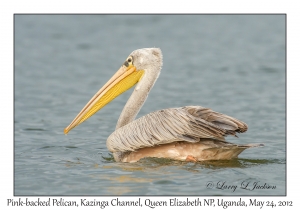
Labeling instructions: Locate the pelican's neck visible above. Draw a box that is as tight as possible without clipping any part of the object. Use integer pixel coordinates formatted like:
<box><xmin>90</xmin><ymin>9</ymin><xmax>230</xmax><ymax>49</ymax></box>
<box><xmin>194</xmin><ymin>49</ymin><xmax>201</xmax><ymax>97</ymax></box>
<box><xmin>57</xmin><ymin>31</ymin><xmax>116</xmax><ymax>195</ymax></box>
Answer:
<box><xmin>116</xmin><ymin>68</ymin><xmax>161</xmax><ymax>129</ymax></box>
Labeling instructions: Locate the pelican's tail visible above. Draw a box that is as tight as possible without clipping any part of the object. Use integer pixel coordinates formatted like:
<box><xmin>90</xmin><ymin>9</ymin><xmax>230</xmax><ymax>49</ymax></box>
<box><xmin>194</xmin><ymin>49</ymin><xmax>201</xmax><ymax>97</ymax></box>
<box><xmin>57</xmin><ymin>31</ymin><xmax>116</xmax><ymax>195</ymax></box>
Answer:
<box><xmin>198</xmin><ymin>139</ymin><xmax>264</xmax><ymax>161</ymax></box>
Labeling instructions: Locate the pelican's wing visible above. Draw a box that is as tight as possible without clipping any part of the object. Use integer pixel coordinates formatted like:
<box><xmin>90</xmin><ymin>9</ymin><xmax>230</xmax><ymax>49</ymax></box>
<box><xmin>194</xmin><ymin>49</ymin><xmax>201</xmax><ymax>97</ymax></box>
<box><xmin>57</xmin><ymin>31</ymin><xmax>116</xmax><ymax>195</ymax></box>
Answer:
<box><xmin>106</xmin><ymin>106</ymin><xmax>248</xmax><ymax>152</ymax></box>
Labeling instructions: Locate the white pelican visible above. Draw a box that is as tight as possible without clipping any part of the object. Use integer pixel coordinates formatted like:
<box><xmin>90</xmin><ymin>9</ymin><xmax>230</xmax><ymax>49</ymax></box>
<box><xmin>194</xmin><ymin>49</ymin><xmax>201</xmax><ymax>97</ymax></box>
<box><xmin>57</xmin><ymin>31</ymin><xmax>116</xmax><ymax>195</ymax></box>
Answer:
<box><xmin>64</xmin><ymin>48</ymin><xmax>263</xmax><ymax>163</ymax></box>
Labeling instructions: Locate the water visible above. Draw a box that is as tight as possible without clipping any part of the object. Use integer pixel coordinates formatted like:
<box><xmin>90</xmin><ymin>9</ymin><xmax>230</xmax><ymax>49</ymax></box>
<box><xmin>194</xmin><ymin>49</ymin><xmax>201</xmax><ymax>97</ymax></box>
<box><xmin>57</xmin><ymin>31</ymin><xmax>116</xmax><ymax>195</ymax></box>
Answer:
<box><xmin>15</xmin><ymin>15</ymin><xmax>285</xmax><ymax>195</ymax></box>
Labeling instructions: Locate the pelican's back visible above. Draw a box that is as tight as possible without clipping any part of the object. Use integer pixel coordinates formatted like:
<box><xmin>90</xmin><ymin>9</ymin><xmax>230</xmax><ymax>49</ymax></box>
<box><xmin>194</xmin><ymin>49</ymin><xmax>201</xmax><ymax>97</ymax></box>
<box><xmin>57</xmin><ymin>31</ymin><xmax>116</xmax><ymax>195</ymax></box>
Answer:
<box><xmin>107</xmin><ymin>106</ymin><xmax>248</xmax><ymax>154</ymax></box>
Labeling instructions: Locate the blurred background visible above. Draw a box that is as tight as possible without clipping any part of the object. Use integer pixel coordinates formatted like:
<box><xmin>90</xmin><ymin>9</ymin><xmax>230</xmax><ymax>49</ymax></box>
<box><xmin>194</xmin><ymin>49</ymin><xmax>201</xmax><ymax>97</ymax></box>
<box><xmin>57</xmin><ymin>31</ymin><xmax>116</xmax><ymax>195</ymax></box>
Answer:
<box><xmin>15</xmin><ymin>15</ymin><xmax>285</xmax><ymax>195</ymax></box>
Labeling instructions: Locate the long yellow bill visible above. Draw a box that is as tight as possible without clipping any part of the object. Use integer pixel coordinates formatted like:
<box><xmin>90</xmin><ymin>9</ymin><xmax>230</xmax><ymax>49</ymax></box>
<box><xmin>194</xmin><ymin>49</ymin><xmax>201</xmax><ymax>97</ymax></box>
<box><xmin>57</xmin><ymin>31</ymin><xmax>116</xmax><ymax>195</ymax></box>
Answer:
<box><xmin>64</xmin><ymin>64</ymin><xmax>144</xmax><ymax>134</ymax></box>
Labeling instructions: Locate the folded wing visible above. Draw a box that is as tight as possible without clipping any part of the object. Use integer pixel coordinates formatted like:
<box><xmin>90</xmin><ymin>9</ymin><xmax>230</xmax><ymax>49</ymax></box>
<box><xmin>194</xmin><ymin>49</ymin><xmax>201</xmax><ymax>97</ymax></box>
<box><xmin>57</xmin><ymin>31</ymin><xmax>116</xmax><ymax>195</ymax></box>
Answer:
<box><xmin>107</xmin><ymin>106</ymin><xmax>248</xmax><ymax>152</ymax></box>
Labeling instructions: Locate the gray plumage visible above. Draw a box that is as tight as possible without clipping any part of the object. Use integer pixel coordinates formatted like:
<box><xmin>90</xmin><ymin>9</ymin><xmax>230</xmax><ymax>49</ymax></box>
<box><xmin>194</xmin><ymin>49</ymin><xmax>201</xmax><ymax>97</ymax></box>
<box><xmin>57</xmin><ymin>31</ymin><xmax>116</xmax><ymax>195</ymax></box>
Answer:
<box><xmin>107</xmin><ymin>106</ymin><xmax>248</xmax><ymax>153</ymax></box>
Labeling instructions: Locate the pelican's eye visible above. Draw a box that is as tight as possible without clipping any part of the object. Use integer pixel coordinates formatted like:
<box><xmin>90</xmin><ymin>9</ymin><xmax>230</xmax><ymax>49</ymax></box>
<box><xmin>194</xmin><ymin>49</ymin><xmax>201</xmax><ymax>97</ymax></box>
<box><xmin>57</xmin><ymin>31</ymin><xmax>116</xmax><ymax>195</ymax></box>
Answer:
<box><xmin>127</xmin><ymin>56</ymin><xmax>133</xmax><ymax>64</ymax></box>
<box><xmin>123</xmin><ymin>56</ymin><xmax>133</xmax><ymax>67</ymax></box>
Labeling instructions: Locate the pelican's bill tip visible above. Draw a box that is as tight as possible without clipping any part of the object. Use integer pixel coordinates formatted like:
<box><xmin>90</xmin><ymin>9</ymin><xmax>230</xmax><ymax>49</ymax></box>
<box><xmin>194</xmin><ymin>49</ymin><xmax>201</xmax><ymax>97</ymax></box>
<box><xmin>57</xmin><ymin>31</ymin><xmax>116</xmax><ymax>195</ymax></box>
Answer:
<box><xmin>64</xmin><ymin>127</ymin><xmax>69</xmax><ymax>135</ymax></box>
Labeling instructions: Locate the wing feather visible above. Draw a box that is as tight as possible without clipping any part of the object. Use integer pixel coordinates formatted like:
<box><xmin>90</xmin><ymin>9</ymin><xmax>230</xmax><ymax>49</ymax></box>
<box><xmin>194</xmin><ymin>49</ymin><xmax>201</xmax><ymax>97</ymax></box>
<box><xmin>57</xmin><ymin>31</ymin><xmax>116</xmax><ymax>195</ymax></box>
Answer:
<box><xmin>106</xmin><ymin>106</ymin><xmax>248</xmax><ymax>152</ymax></box>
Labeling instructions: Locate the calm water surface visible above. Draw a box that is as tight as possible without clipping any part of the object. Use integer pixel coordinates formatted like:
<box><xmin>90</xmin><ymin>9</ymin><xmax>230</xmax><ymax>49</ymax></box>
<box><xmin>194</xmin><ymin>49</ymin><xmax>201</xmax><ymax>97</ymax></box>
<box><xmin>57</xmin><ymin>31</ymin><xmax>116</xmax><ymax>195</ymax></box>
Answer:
<box><xmin>15</xmin><ymin>15</ymin><xmax>285</xmax><ymax>195</ymax></box>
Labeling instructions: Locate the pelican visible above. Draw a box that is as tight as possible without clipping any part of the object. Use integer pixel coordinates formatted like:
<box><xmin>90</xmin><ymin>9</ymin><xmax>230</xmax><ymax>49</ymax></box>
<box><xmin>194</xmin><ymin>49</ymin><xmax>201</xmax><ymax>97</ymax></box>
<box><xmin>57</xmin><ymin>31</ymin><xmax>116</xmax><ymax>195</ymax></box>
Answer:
<box><xmin>64</xmin><ymin>48</ymin><xmax>263</xmax><ymax>163</ymax></box>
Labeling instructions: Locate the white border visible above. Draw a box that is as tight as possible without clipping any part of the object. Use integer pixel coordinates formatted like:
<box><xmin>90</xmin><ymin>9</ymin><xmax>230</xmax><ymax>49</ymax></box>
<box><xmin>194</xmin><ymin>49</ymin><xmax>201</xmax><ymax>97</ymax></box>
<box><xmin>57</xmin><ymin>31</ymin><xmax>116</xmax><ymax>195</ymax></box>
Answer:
<box><xmin>1</xmin><ymin>0</ymin><xmax>299</xmax><ymax>209</ymax></box>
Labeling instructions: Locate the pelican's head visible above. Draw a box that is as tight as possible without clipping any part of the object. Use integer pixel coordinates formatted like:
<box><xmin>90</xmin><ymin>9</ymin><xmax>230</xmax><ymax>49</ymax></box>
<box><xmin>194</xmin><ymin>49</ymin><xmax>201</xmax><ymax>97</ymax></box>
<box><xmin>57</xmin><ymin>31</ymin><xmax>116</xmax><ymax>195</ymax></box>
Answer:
<box><xmin>64</xmin><ymin>48</ymin><xmax>162</xmax><ymax>134</ymax></box>
<box><xmin>129</xmin><ymin>48</ymin><xmax>162</xmax><ymax>73</ymax></box>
